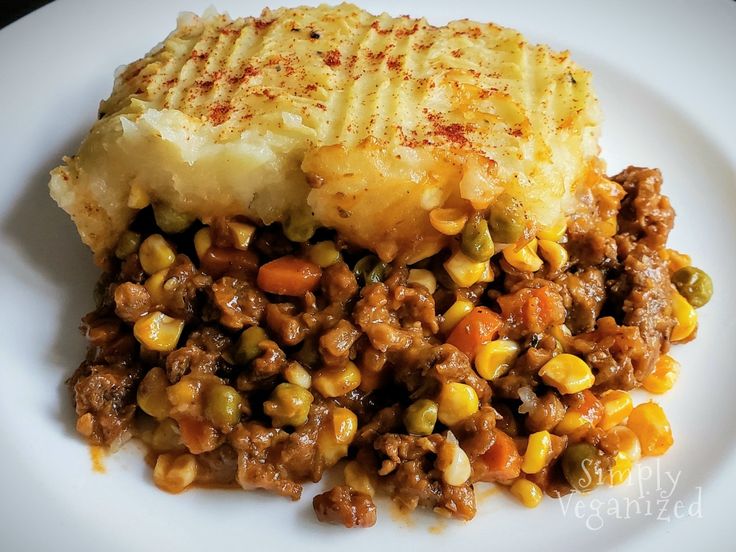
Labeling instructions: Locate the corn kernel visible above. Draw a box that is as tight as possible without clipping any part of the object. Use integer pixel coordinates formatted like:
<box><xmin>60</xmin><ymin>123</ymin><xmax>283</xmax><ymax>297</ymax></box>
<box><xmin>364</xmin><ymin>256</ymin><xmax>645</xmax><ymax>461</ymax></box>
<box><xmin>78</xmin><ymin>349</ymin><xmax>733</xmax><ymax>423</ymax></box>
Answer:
<box><xmin>607</xmin><ymin>425</ymin><xmax>642</xmax><ymax>462</ymax></box>
<box><xmin>134</xmin><ymin>311</ymin><xmax>184</xmax><ymax>352</ymax></box>
<box><xmin>167</xmin><ymin>378</ymin><xmax>201</xmax><ymax>410</ymax></box>
<box><xmin>537</xmin><ymin>218</ymin><xmax>567</xmax><ymax>242</ymax></box>
<box><xmin>344</xmin><ymin>461</ymin><xmax>375</xmax><ymax>497</ymax></box>
<box><xmin>478</xmin><ymin>261</ymin><xmax>495</xmax><ymax>283</ymax></box>
<box><xmin>263</xmin><ymin>383</ymin><xmax>313</xmax><ymax>427</ymax></box>
<box><xmin>502</xmin><ymin>238</ymin><xmax>543</xmax><ymax>272</ymax></box>
<box><xmin>194</xmin><ymin>227</ymin><xmax>212</xmax><ymax>261</ymax></box>
<box><xmin>444</xmin><ymin>249</ymin><xmax>487</xmax><ymax>287</ymax></box>
<box><xmin>627</xmin><ymin>402</ymin><xmax>673</xmax><ymax>456</ymax></box>
<box><xmin>313</xmin><ymin>361</ymin><xmax>362</xmax><ymax>398</ymax></box>
<box><xmin>437</xmin><ymin>382</ymin><xmax>479</xmax><ymax>426</ymax></box>
<box><xmin>598</xmin><ymin>216</ymin><xmax>618</xmax><ymax>238</ymax></box>
<box><xmin>440</xmin><ymin>299</ymin><xmax>474</xmax><ymax>334</ymax></box>
<box><xmin>521</xmin><ymin>430</ymin><xmax>553</xmax><ymax>474</ymax></box>
<box><xmin>318</xmin><ymin>408</ymin><xmax>358</xmax><ymax>465</ymax></box>
<box><xmin>599</xmin><ymin>390</ymin><xmax>633</xmax><ymax>430</ymax></box>
<box><xmin>429</xmin><ymin>207</ymin><xmax>468</xmax><ymax>236</ymax></box>
<box><xmin>510</xmin><ymin>478</ymin><xmax>543</xmax><ymax>508</ymax></box>
<box><xmin>539</xmin><ymin>354</ymin><xmax>595</xmax><ymax>394</ymax></box>
<box><xmin>475</xmin><ymin>339</ymin><xmax>520</xmax><ymax>380</ymax></box>
<box><xmin>663</xmin><ymin>248</ymin><xmax>691</xmax><ymax>273</ymax></box>
<box><xmin>407</xmin><ymin>269</ymin><xmax>437</xmax><ymax>294</ymax></box>
<box><xmin>127</xmin><ymin>181</ymin><xmax>150</xmax><ymax>209</ymax></box>
<box><xmin>333</xmin><ymin>407</ymin><xmax>358</xmax><ymax>444</ymax></box>
<box><xmin>554</xmin><ymin>411</ymin><xmax>592</xmax><ymax>435</ymax></box>
<box><xmin>643</xmin><ymin>355</ymin><xmax>680</xmax><ymax>394</ymax></box>
<box><xmin>139</xmin><ymin>234</ymin><xmax>176</xmax><ymax>275</ymax></box>
<box><xmin>538</xmin><ymin>239</ymin><xmax>569</xmax><ymax>272</ymax></box>
<box><xmin>436</xmin><ymin>439</ymin><xmax>472</xmax><ymax>486</ymax></box>
<box><xmin>608</xmin><ymin>454</ymin><xmax>633</xmax><ymax>486</ymax></box>
<box><xmin>283</xmin><ymin>361</ymin><xmax>312</xmax><ymax>389</ymax></box>
<box><xmin>671</xmin><ymin>291</ymin><xmax>697</xmax><ymax>341</ymax></box>
<box><xmin>115</xmin><ymin>230</ymin><xmax>141</xmax><ymax>260</ymax></box>
<box><xmin>228</xmin><ymin>221</ymin><xmax>256</xmax><ymax>250</ymax></box>
<box><xmin>153</xmin><ymin>453</ymin><xmax>197</xmax><ymax>493</ymax></box>
<box><xmin>137</xmin><ymin>367</ymin><xmax>171</xmax><ymax>420</ymax></box>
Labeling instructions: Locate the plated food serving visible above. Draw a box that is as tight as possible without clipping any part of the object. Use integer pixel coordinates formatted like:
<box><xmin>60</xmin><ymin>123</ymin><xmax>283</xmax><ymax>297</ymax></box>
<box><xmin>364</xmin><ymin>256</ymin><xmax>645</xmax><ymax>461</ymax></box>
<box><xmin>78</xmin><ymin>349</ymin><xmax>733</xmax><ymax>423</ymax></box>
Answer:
<box><xmin>49</xmin><ymin>3</ymin><xmax>712</xmax><ymax>527</ymax></box>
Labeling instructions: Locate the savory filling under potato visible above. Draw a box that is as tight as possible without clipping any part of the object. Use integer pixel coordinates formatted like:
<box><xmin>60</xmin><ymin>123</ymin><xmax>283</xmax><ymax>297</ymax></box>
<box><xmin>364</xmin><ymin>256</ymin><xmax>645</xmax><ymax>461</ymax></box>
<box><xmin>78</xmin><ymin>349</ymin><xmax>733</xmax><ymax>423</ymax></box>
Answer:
<box><xmin>70</xmin><ymin>165</ymin><xmax>710</xmax><ymax>527</ymax></box>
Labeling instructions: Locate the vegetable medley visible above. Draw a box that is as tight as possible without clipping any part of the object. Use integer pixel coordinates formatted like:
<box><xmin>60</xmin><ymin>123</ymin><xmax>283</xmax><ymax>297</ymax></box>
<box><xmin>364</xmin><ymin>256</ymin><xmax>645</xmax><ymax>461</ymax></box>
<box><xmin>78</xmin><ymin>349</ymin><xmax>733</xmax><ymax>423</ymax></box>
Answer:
<box><xmin>70</xmin><ymin>166</ymin><xmax>710</xmax><ymax>527</ymax></box>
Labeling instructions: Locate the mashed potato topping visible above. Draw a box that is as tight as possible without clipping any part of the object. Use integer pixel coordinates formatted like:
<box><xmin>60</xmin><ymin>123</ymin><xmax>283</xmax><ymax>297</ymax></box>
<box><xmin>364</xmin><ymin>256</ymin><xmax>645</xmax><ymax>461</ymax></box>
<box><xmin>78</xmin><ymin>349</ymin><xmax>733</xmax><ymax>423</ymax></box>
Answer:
<box><xmin>49</xmin><ymin>3</ymin><xmax>600</xmax><ymax>264</ymax></box>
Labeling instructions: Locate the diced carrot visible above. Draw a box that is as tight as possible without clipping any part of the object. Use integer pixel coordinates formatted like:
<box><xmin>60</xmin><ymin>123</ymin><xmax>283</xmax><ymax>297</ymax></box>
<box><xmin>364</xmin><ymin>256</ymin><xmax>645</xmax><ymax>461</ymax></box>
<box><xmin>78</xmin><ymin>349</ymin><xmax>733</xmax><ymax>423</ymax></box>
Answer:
<box><xmin>565</xmin><ymin>389</ymin><xmax>604</xmax><ymax>427</ymax></box>
<box><xmin>477</xmin><ymin>428</ymin><xmax>521</xmax><ymax>482</ymax></box>
<box><xmin>531</xmin><ymin>287</ymin><xmax>559</xmax><ymax>323</ymax></box>
<box><xmin>522</xmin><ymin>287</ymin><xmax>563</xmax><ymax>331</ymax></box>
<box><xmin>257</xmin><ymin>256</ymin><xmax>322</xmax><ymax>296</ymax></box>
<box><xmin>176</xmin><ymin>416</ymin><xmax>219</xmax><ymax>455</ymax></box>
<box><xmin>446</xmin><ymin>306</ymin><xmax>502</xmax><ymax>360</ymax></box>
<box><xmin>498</xmin><ymin>286</ymin><xmax>565</xmax><ymax>334</ymax></box>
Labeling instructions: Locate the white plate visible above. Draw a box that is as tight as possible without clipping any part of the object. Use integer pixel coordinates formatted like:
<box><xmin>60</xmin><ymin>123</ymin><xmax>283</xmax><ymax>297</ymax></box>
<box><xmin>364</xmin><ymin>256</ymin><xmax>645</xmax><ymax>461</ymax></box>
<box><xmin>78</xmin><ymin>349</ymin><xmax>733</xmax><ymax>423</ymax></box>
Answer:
<box><xmin>1</xmin><ymin>1</ymin><xmax>735</xmax><ymax>550</ymax></box>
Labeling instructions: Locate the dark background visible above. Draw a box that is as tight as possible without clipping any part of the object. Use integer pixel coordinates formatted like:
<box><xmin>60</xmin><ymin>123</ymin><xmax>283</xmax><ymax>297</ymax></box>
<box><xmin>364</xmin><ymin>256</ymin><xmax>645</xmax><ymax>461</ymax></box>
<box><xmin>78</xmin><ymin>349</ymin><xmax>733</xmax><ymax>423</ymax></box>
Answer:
<box><xmin>1</xmin><ymin>0</ymin><xmax>53</xmax><ymax>29</ymax></box>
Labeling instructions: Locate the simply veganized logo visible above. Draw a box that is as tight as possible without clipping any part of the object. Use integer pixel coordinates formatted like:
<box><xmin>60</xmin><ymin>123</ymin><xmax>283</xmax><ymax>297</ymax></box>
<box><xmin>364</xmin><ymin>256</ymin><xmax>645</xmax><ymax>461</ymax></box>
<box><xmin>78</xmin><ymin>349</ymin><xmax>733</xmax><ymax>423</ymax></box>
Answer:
<box><xmin>558</xmin><ymin>458</ymin><xmax>702</xmax><ymax>530</ymax></box>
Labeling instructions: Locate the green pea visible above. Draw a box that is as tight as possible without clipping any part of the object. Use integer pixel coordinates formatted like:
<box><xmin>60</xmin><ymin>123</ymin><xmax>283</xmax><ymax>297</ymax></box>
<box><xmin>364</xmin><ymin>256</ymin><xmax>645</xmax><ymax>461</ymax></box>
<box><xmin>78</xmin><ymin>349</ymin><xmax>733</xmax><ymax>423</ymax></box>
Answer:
<box><xmin>367</xmin><ymin>262</ymin><xmax>388</xmax><ymax>283</ymax></box>
<box><xmin>671</xmin><ymin>266</ymin><xmax>713</xmax><ymax>308</ymax></box>
<box><xmin>204</xmin><ymin>384</ymin><xmax>242</xmax><ymax>429</ymax></box>
<box><xmin>114</xmin><ymin>230</ymin><xmax>141</xmax><ymax>260</ymax></box>
<box><xmin>403</xmin><ymin>399</ymin><xmax>439</xmax><ymax>436</ymax></box>
<box><xmin>283</xmin><ymin>207</ymin><xmax>316</xmax><ymax>243</ymax></box>
<box><xmin>295</xmin><ymin>338</ymin><xmax>320</xmax><ymax>368</ymax></box>
<box><xmin>153</xmin><ymin>203</ymin><xmax>195</xmax><ymax>234</ymax></box>
<box><xmin>560</xmin><ymin>443</ymin><xmax>608</xmax><ymax>492</ymax></box>
<box><xmin>151</xmin><ymin>418</ymin><xmax>182</xmax><ymax>452</ymax></box>
<box><xmin>308</xmin><ymin>241</ymin><xmax>341</xmax><ymax>267</ymax></box>
<box><xmin>264</xmin><ymin>383</ymin><xmax>314</xmax><ymax>427</ymax></box>
<box><xmin>488</xmin><ymin>193</ymin><xmax>527</xmax><ymax>243</ymax></box>
<box><xmin>461</xmin><ymin>214</ymin><xmax>494</xmax><ymax>262</ymax></box>
<box><xmin>354</xmin><ymin>255</ymin><xmax>388</xmax><ymax>284</ymax></box>
<box><xmin>234</xmin><ymin>326</ymin><xmax>268</xmax><ymax>365</ymax></box>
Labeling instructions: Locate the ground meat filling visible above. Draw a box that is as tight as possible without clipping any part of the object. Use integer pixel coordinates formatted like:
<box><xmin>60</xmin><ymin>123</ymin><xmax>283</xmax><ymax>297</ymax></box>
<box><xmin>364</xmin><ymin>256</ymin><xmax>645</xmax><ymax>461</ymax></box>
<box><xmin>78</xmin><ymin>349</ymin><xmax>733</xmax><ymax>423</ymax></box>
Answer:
<box><xmin>615</xmin><ymin>166</ymin><xmax>674</xmax><ymax>251</ymax></box>
<box><xmin>313</xmin><ymin>486</ymin><xmax>377</xmax><ymax>528</ymax></box>
<box><xmin>68</xmin><ymin>166</ymin><xmax>685</xmax><ymax>526</ymax></box>
<box><xmin>211</xmin><ymin>277</ymin><xmax>266</xmax><ymax>330</ymax></box>
<box><xmin>557</xmin><ymin>268</ymin><xmax>606</xmax><ymax>334</ymax></box>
